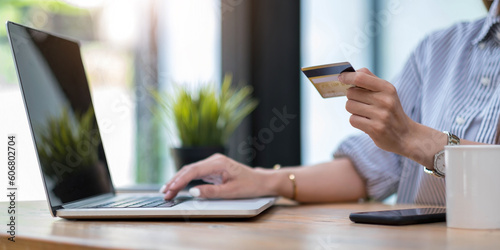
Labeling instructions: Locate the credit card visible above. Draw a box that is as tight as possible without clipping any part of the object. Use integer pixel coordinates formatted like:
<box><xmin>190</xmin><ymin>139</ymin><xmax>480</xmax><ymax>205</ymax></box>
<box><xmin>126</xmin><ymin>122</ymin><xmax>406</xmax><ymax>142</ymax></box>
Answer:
<box><xmin>302</xmin><ymin>62</ymin><xmax>355</xmax><ymax>98</ymax></box>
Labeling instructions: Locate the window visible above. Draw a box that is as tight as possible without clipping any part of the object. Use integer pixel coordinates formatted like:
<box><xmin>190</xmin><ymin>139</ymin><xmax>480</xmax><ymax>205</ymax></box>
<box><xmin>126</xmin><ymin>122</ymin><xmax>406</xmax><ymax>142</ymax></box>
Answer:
<box><xmin>0</xmin><ymin>0</ymin><xmax>140</xmax><ymax>200</ymax></box>
<box><xmin>0</xmin><ymin>0</ymin><xmax>222</xmax><ymax>201</ymax></box>
<box><xmin>157</xmin><ymin>0</ymin><xmax>221</xmax><ymax>179</ymax></box>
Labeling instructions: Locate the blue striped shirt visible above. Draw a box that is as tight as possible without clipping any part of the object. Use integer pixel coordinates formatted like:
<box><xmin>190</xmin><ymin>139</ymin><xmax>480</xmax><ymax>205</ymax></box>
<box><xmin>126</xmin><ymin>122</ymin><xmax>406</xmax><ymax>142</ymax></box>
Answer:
<box><xmin>334</xmin><ymin>0</ymin><xmax>500</xmax><ymax>205</ymax></box>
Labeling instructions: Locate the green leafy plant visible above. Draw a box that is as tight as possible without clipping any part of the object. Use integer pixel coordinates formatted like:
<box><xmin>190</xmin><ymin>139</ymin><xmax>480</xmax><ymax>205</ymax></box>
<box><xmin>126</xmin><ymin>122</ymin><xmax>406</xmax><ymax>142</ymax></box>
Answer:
<box><xmin>150</xmin><ymin>74</ymin><xmax>258</xmax><ymax>147</ymax></box>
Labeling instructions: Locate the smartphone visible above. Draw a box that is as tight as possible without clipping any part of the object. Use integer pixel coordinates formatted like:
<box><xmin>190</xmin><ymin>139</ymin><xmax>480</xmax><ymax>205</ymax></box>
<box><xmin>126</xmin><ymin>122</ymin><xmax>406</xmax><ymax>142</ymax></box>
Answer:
<box><xmin>349</xmin><ymin>207</ymin><xmax>446</xmax><ymax>225</ymax></box>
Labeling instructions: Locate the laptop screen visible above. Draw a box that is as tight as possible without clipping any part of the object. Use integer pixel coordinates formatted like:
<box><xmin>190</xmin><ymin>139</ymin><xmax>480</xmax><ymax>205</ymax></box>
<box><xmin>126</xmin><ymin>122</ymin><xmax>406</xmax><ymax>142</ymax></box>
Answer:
<box><xmin>7</xmin><ymin>22</ymin><xmax>114</xmax><ymax>210</ymax></box>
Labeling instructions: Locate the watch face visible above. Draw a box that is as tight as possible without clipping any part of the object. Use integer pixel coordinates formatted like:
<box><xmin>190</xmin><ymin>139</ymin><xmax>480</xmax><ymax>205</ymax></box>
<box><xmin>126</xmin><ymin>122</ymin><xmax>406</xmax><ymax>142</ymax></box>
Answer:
<box><xmin>435</xmin><ymin>152</ymin><xmax>446</xmax><ymax>174</ymax></box>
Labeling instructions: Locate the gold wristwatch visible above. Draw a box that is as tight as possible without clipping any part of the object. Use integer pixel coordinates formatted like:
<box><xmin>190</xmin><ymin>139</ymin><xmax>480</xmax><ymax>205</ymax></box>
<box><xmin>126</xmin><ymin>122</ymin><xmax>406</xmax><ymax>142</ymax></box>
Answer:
<box><xmin>424</xmin><ymin>131</ymin><xmax>460</xmax><ymax>178</ymax></box>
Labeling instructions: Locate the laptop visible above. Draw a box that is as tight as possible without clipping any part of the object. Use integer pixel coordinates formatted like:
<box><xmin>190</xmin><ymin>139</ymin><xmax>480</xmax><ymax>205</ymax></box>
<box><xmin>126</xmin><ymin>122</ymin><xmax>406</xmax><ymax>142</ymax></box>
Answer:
<box><xmin>6</xmin><ymin>21</ymin><xmax>275</xmax><ymax>219</ymax></box>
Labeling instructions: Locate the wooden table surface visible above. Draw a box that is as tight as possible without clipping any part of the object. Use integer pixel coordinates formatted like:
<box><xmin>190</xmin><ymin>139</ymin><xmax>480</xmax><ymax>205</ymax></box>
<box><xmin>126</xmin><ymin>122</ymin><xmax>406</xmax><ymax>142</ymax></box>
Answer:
<box><xmin>1</xmin><ymin>199</ymin><xmax>499</xmax><ymax>250</ymax></box>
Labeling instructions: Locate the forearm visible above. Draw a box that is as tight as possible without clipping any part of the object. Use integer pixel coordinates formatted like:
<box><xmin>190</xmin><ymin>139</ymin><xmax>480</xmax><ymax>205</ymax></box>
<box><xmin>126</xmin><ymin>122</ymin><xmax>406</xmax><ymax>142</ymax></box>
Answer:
<box><xmin>262</xmin><ymin>158</ymin><xmax>367</xmax><ymax>203</ymax></box>
<box><xmin>402</xmin><ymin>123</ymin><xmax>486</xmax><ymax>168</ymax></box>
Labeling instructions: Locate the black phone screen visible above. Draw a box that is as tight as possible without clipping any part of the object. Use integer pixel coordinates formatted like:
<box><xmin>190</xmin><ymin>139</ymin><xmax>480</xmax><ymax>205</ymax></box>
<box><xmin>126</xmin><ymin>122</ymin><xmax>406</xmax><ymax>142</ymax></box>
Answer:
<box><xmin>349</xmin><ymin>207</ymin><xmax>446</xmax><ymax>225</ymax></box>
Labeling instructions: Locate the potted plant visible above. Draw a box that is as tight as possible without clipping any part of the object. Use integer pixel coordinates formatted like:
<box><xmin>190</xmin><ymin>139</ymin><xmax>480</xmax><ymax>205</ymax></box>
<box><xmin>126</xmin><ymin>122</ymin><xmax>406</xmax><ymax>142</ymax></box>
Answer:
<box><xmin>150</xmin><ymin>74</ymin><xmax>258</xmax><ymax>171</ymax></box>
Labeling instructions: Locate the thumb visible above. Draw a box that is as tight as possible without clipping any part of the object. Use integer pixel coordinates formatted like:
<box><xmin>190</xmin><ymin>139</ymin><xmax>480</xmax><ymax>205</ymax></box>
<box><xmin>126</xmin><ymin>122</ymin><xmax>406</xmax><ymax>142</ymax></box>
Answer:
<box><xmin>189</xmin><ymin>184</ymin><xmax>233</xmax><ymax>199</ymax></box>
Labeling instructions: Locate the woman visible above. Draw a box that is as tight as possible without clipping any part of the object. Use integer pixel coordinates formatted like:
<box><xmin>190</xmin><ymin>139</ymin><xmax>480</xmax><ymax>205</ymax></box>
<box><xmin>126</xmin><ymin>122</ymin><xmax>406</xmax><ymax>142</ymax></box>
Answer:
<box><xmin>161</xmin><ymin>0</ymin><xmax>500</xmax><ymax>205</ymax></box>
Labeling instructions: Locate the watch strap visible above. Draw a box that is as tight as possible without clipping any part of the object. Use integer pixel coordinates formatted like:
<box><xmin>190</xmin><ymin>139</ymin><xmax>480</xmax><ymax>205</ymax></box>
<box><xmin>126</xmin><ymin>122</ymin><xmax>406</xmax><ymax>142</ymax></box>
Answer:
<box><xmin>424</xmin><ymin>167</ymin><xmax>445</xmax><ymax>178</ymax></box>
<box><xmin>444</xmin><ymin>131</ymin><xmax>460</xmax><ymax>146</ymax></box>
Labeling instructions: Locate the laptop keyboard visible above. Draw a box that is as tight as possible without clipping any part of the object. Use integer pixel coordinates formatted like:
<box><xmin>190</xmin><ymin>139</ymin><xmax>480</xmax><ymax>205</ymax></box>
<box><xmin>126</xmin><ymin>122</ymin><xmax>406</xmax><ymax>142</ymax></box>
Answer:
<box><xmin>84</xmin><ymin>196</ymin><xmax>191</xmax><ymax>209</ymax></box>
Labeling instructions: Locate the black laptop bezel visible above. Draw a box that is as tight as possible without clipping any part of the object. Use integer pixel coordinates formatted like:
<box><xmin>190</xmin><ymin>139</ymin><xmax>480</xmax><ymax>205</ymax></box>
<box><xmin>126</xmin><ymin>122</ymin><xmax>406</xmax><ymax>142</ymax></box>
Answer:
<box><xmin>6</xmin><ymin>21</ymin><xmax>116</xmax><ymax>216</ymax></box>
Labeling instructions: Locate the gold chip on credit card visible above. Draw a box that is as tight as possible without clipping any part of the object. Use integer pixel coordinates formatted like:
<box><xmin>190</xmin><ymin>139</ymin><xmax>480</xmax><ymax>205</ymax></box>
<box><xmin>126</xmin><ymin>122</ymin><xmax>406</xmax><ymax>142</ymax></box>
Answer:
<box><xmin>302</xmin><ymin>62</ymin><xmax>355</xmax><ymax>98</ymax></box>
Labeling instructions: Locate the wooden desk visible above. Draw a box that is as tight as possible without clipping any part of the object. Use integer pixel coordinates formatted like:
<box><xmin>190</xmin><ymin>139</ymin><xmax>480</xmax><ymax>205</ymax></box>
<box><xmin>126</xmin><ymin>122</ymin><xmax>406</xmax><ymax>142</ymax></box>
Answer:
<box><xmin>1</xmin><ymin>199</ymin><xmax>499</xmax><ymax>250</ymax></box>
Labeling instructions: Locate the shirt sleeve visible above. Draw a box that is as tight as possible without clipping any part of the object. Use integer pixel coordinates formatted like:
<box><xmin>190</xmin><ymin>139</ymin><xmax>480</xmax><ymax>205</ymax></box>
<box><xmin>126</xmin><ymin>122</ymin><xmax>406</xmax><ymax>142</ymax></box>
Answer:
<box><xmin>334</xmin><ymin>43</ymin><xmax>425</xmax><ymax>201</ymax></box>
<box><xmin>334</xmin><ymin>134</ymin><xmax>401</xmax><ymax>201</ymax></box>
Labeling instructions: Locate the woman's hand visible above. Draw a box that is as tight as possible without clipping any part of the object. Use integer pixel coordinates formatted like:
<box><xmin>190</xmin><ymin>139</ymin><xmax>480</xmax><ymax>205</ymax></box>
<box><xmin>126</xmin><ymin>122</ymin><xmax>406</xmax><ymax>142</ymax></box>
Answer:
<box><xmin>339</xmin><ymin>68</ymin><xmax>418</xmax><ymax>157</ymax></box>
<box><xmin>161</xmin><ymin>153</ymin><xmax>275</xmax><ymax>200</ymax></box>
<box><xmin>338</xmin><ymin>68</ymin><xmax>485</xmax><ymax>168</ymax></box>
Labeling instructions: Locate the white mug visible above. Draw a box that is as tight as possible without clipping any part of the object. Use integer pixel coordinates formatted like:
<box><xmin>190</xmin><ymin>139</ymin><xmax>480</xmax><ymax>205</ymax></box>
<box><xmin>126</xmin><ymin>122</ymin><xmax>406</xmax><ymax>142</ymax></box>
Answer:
<box><xmin>445</xmin><ymin>145</ymin><xmax>500</xmax><ymax>229</ymax></box>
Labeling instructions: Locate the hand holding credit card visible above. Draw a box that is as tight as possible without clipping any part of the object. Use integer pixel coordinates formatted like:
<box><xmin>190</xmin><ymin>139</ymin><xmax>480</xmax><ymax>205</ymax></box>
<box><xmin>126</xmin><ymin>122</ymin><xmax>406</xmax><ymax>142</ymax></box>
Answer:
<box><xmin>302</xmin><ymin>62</ymin><xmax>355</xmax><ymax>98</ymax></box>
